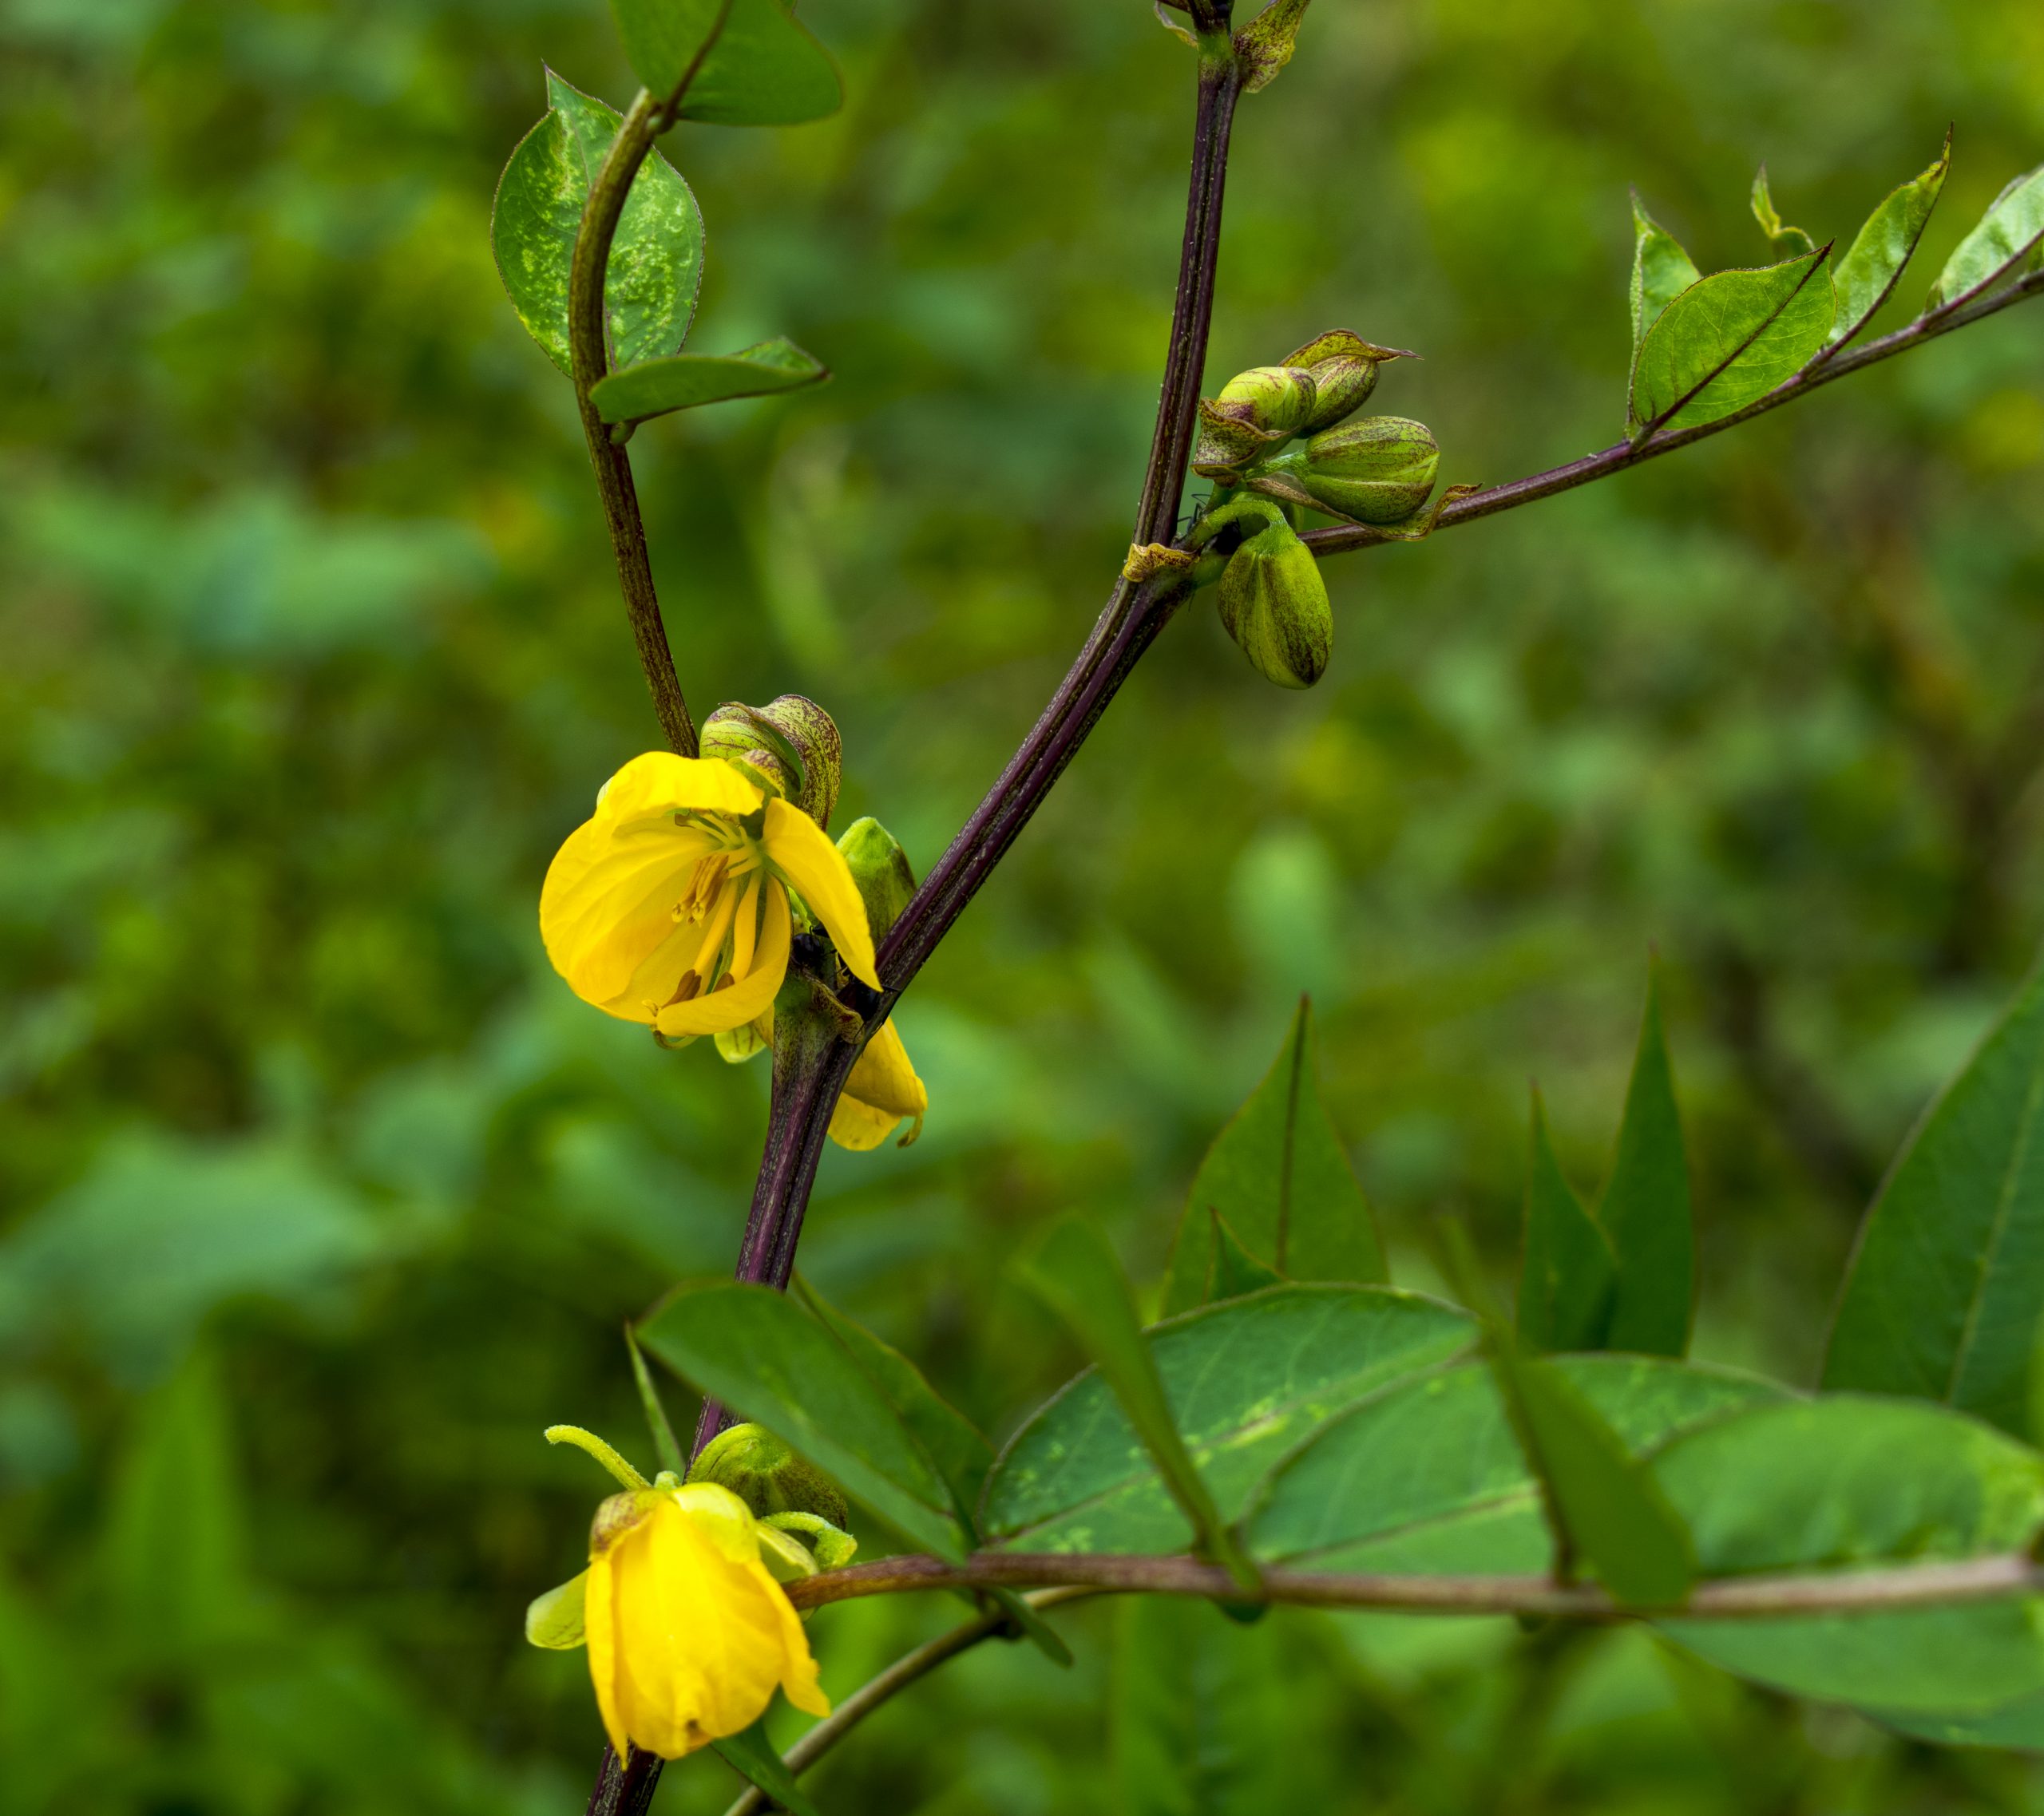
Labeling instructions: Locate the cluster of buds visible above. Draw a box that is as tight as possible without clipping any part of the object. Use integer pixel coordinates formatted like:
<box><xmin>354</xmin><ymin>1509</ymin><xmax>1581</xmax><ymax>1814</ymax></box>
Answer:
<box><xmin>1184</xmin><ymin>330</ymin><xmax>1451</xmax><ymax>690</ymax></box>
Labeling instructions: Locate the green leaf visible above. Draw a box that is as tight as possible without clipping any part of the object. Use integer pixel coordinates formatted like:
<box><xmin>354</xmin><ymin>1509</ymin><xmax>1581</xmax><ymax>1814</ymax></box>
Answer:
<box><xmin>624</xmin><ymin>1323</ymin><xmax>686</xmax><ymax>1478</ymax></box>
<box><xmin>1439</xmin><ymin>1219</ymin><xmax>1692</xmax><ymax>1608</ymax></box>
<box><xmin>1111</xmin><ymin>1596</ymin><xmax>1289</xmax><ymax>1814</ymax></box>
<box><xmin>982</xmin><ymin>1285</ymin><xmax>1476</xmax><ymax>1555</ymax></box>
<box><xmin>1927</xmin><ymin>161</ymin><xmax>2044</xmax><ymax>311</ymax></box>
<box><xmin>1246</xmin><ymin>1354</ymin><xmax>1779</xmax><ymax>1571</ymax></box>
<box><xmin>105</xmin><ymin>1347</ymin><xmax>255</xmax><ymax>1654</ymax></box>
<box><xmin>1499</xmin><ymin>1351</ymin><xmax>1694</xmax><ymax>1606</ymax></box>
<box><xmin>524</xmin><ymin>1571</ymin><xmax>588</xmax><ymax>1650</ymax></box>
<box><xmin>793</xmin><ymin>1275</ymin><xmax>993</xmax><ymax>1529</ymax></box>
<box><xmin>611</xmin><ymin>0</ymin><xmax>842</xmax><ymax>127</ymax></box>
<box><xmin>1872</xmin><ymin>1690</ymin><xmax>2044</xmax><ymax>1753</ymax></box>
<box><xmin>637</xmin><ymin>1281</ymin><xmax>963</xmax><ymax>1558</ymax></box>
<box><xmin>1206</xmin><ymin>1211</ymin><xmax>1285</xmax><ymax>1301</ymax></box>
<box><xmin>1161</xmin><ymin>999</ymin><xmax>1384</xmax><ymax>1316</ymax></box>
<box><xmin>1826</xmin><ymin>132</ymin><xmax>1949</xmax><ymax>349</ymax></box>
<box><xmin>1516</xmin><ymin>1086</ymin><xmax>1616</xmax><ymax>1353</ymax></box>
<box><xmin>1651</xmin><ymin>1397</ymin><xmax>2044</xmax><ymax>1711</ymax></box>
<box><xmin>489</xmin><ymin>72</ymin><xmax>704</xmax><ymax>378</ymax></box>
<box><xmin>1749</xmin><ymin>166</ymin><xmax>1814</xmax><ymax>256</ymax></box>
<box><xmin>1631</xmin><ymin>245</ymin><xmax>1834</xmax><ymax>436</ymax></box>
<box><xmin>1626</xmin><ymin>192</ymin><xmax>1700</xmax><ymax>407</ymax></box>
<box><xmin>1599</xmin><ymin>968</ymin><xmax>1693</xmax><ymax>1356</ymax></box>
<box><xmin>588</xmin><ymin>338</ymin><xmax>829</xmax><ymax>426</ymax></box>
<box><xmin>1823</xmin><ymin>959</ymin><xmax>2044</xmax><ymax>1436</ymax></box>
<box><xmin>711</xmin><ymin>1716</ymin><xmax>822</xmax><ymax>1816</ymax></box>
<box><xmin>1234</xmin><ymin>0</ymin><xmax>1311</xmax><ymax>94</ymax></box>
<box><xmin>1012</xmin><ymin>1218</ymin><xmax>1258</xmax><ymax>1589</ymax></box>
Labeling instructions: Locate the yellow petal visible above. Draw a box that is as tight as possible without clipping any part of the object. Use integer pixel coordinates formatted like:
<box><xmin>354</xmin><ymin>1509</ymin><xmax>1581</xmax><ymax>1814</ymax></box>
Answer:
<box><xmin>655</xmin><ymin>884</ymin><xmax>792</xmax><ymax>1039</ymax></box>
<box><xmin>828</xmin><ymin>1019</ymin><xmax>927</xmax><ymax>1150</ymax></box>
<box><xmin>763</xmin><ymin>798</ymin><xmax>881</xmax><ymax>990</ymax></box>
<box><xmin>541</xmin><ymin>816</ymin><xmax>712</xmax><ymax>1017</ymax></box>
<box><xmin>596</xmin><ymin>752</ymin><xmax>763</xmax><ymax>824</ymax></box>
<box><xmin>826</xmin><ymin>1094</ymin><xmax>901</xmax><ymax>1153</ymax></box>
<box><xmin>584</xmin><ymin>1541</ymin><xmax>632</xmax><ymax>1760</ymax></box>
<box><xmin>668</xmin><ymin>1482</ymin><xmax>760</xmax><ymax>1563</ymax></box>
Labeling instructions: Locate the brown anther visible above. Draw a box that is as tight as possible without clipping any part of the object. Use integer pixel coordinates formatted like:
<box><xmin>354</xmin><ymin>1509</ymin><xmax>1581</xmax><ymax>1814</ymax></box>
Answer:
<box><xmin>664</xmin><ymin>971</ymin><xmax>703</xmax><ymax>1007</ymax></box>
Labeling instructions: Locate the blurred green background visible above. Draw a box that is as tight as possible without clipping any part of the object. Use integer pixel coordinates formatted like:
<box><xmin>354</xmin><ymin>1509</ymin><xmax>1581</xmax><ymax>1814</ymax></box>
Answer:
<box><xmin>4</xmin><ymin>0</ymin><xmax>2044</xmax><ymax>1809</ymax></box>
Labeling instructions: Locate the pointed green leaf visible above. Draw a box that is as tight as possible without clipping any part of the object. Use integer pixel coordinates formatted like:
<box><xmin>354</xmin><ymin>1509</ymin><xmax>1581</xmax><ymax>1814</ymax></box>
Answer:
<box><xmin>1014</xmin><ymin>1217</ymin><xmax>1258</xmax><ymax>1589</ymax></box>
<box><xmin>983</xmin><ymin>1286</ymin><xmax>1475</xmax><ymax>1555</ymax></box>
<box><xmin>712</xmin><ymin>1717</ymin><xmax>822</xmax><ymax>1816</ymax></box>
<box><xmin>612</xmin><ymin>0</ymin><xmax>842</xmax><ymax>126</ymax></box>
<box><xmin>1235</xmin><ymin>0</ymin><xmax>1310</xmax><ymax>94</ymax></box>
<box><xmin>1823</xmin><ymin>959</ymin><xmax>2044</xmax><ymax>1434</ymax></box>
<box><xmin>625</xmin><ymin>1324</ymin><xmax>686</xmax><ymax>1478</ymax></box>
<box><xmin>1632</xmin><ymin>246</ymin><xmax>1834</xmax><ymax>435</ymax></box>
<box><xmin>793</xmin><ymin>1276</ymin><xmax>992</xmax><ymax>1528</ymax></box>
<box><xmin>1162</xmin><ymin>999</ymin><xmax>1384</xmax><ymax>1316</ymax></box>
<box><xmin>1626</xmin><ymin>192</ymin><xmax>1700</xmax><ymax>407</ymax></box>
<box><xmin>1503</xmin><ymin>1352</ymin><xmax>1694</xmax><ymax>1605</ymax></box>
<box><xmin>637</xmin><ymin>1281</ymin><xmax>963</xmax><ymax>1559</ymax></box>
<box><xmin>489</xmin><ymin>73</ymin><xmax>704</xmax><ymax>378</ymax></box>
<box><xmin>1111</xmin><ymin>1596</ymin><xmax>1289</xmax><ymax>1814</ymax></box>
<box><xmin>1652</xmin><ymin>1398</ymin><xmax>2044</xmax><ymax>1712</ymax></box>
<box><xmin>524</xmin><ymin>1571</ymin><xmax>588</xmax><ymax>1650</ymax></box>
<box><xmin>1826</xmin><ymin>132</ymin><xmax>1949</xmax><ymax>349</ymax></box>
<box><xmin>1872</xmin><ymin>1690</ymin><xmax>2044</xmax><ymax>1753</ymax></box>
<box><xmin>1749</xmin><ymin>166</ymin><xmax>1814</xmax><ymax>256</ymax></box>
<box><xmin>1927</xmin><ymin>161</ymin><xmax>2044</xmax><ymax>311</ymax></box>
<box><xmin>1206</xmin><ymin>1211</ymin><xmax>1285</xmax><ymax>1302</ymax></box>
<box><xmin>1599</xmin><ymin>970</ymin><xmax>1693</xmax><ymax>1356</ymax></box>
<box><xmin>1517</xmin><ymin>1086</ymin><xmax>1617</xmax><ymax>1353</ymax></box>
<box><xmin>590</xmin><ymin>338</ymin><xmax>829</xmax><ymax>425</ymax></box>
<box><xmin>1439</xmin><ymin>1220</ymin><xmax>1693</xmax><ymax>1608</ymax></box>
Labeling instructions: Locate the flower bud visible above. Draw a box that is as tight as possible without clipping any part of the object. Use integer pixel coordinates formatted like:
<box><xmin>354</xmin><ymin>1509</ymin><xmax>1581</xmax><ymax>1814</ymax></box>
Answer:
<box><xmin>836</xmin><ymin>817</ymin><xmax>915</xmax><ymax>944</ymax></box>
<box><xmin>1282</xmin><ymin>330</ymin><xmax>1418</xmax><ymax>434</ymax></box>
<box><xmin>700</xmin><ymin>694</ymin><xmax>843</xmax><ymax>829</ymax></box>
<box><xmin>687</xmin><ymin>1422</ymin><xmax>850</xmax><ymax>1531</ymax></box>
<box><xmin>1192</xmin><ymin>365</ymin><xmax>1318</xmax><ymax>478</ymax></box>
<box><xmin>1217</xmin><ymin>516</ymin><xmax>1332</xmax><ymax>690</ymax></box>
<box><xmin>1252</xmin><ymin>415</ymin><xmax>1440</xmax><ymax>526</ymax></box>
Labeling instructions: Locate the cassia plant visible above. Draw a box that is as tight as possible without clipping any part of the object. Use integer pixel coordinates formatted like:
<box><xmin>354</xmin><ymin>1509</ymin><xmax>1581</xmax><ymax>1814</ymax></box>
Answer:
<box><xmin>485</xmin><ymin>1</ymin><xmax>2044</xmax><ymax>1810</ymax></box>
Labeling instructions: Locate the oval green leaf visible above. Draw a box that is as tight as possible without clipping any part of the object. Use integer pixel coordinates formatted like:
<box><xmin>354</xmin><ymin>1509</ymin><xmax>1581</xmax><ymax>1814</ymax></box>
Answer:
<box><xmin>1246</xmin><ymin>1354</ymin><xmax>1775</xmax><ymax>1573</ymax></box>
<box><xmin>589</xmin><ymin>338</ymin><xmax>830</xmax><ymax>425</ymax></box>
<box><xmin>489</xmin><ymin>71</ymin><xmax>704</xmax><ymax>378</ymax></box>
<box><xmin>1651</xmin><ymin>1396</ymin><xmax>2044</xmax><ymax>1712</ymax></box>
<box><xmin>612</xmin><ymin>0</ymin><xmax>842</xmax><ymax>126</ymax></box>
<box><xmin>1632</xmin><ymin>247</ymin><xmax>1834</xmax><ymax>435</ymax></box>
<box><xmin>982</xmin><ymin>1285</ymin><xmax>1476</xmax><ymax>1556</ymax></box>
<box><xmin>1927</xmin><ymin>161</ymin><xmax>2044</xmax><ymax>311</ymax></box>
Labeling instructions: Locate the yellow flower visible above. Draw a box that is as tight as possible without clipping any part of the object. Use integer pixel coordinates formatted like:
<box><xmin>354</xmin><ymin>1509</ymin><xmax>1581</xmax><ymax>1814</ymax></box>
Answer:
<box><xmin>828</xmin><ymin>1019</ymin><xmax>929</xmax><ymax>1150</ymax></box>
<box><xmin>541</xmin><ymin>754</ymin><xmax>880</xmax><ymax>1040</ymax></box>
<box><xmin>583</xmin><ymin>1483</ymin><xmax>830</xmax><ymax>1760</ymax></box>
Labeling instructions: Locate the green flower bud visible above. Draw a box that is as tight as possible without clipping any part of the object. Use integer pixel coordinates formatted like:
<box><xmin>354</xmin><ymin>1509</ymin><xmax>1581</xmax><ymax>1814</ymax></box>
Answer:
<box><xmin>1192</xmin><ymin>364</ymin><xmax>1318</xmax><ymax>478</ymax></box>
<box><xmin>836</xmin><ymin>816</ymin><xmax>916</xmax><ymax>943</ymax></box>
<box><xmin>1216</xmin><ymin>515</ymin><xmax>1332</xmax><ymax>690</ymax></box>
<box><xmin>1283</xmin><ymin>330</ymin><xmax>1418</xmax><ymax>434</ymax></box>
<box><xmin>701</xmin><ymin>694</ymin><xmax>843</xmax><ymax>829</ymax></box>
<box><xmin>1250</xmin><ymin>415</ymin><xmax>1440</xmax><ymax>526</ymax></box>
<box><xmin>686</xmin><ymin>1422</ymin><xmax>850</xmax><ymax>1530</ymax></box>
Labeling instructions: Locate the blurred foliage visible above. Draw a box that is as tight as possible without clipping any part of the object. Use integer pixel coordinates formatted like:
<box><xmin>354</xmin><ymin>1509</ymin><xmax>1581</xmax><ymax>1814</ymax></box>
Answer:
<box><xmin>2</xmin><ymin>0</ymin><xmax>2044</xmax><ymax>1809</ymax></box>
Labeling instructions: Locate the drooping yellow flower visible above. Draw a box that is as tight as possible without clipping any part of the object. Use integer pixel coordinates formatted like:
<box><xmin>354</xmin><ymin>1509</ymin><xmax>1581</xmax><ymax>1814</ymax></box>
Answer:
<box><xmin>828</xmin><ymin>1019</ymin><xmax>929</xmax><ymax>1150</ymax></box>
<box><xmin>541</xmin><ymin>754</ymin><xmax>880</xmax><ymax>1040</ymax></box>
<box><xmin>582</xmin><ymin>1483</ymin><xmax>830</xmax><ymax>1761</ymax></box>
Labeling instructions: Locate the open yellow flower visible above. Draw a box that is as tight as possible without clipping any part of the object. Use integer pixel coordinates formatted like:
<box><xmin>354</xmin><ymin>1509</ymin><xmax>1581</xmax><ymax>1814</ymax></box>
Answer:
<box><xmin>541</xmin><ymin>754</ymin><xmax>880</xmax><ymax>1040</ymax></box>
<box><xmin>829</xmin><ymin>1019</ymin><xmax>929</xmax><ymax>1150</ymax></box>
<box><xmin>583</xmin><ymin>1483</ymin><xmax>829</xmax><ymax>1760</ymax></box>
